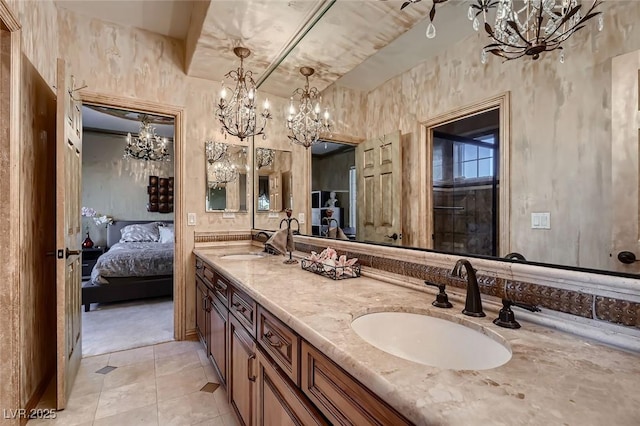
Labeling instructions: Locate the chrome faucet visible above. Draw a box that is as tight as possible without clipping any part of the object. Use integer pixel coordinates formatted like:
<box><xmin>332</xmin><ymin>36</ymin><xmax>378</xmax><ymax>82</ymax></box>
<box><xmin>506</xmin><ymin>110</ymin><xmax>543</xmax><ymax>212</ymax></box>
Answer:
<box><xmin>450</xmin><ymin>259</ymin><xmax>485</xmax><ymax>317</ymax></box>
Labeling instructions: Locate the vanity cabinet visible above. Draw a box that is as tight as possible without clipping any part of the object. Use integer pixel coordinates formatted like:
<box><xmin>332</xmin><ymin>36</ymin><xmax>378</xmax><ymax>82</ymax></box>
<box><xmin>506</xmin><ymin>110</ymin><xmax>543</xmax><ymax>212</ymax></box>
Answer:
<box><xmin>256</xmin><ymin>347</ymin><xmax>328</xmax><ymax>426</ymax></box>
<box><xmin>194</xmin><ymin>255</ymin><xmax>412</xmax><ymax>426</ymax></box>
<box><xmin>229</xmin><ymin>313</ymin><xmax>256</xmax><ymax>426</ymax></box>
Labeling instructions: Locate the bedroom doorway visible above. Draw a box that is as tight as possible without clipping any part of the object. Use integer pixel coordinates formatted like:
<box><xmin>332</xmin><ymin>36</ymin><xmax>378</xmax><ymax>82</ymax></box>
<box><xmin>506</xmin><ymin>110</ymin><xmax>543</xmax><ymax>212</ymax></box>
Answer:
<box><xmin>80</xmin><ymin>102</ymin><xmax>177</xmax><ymax>356</ymax></box>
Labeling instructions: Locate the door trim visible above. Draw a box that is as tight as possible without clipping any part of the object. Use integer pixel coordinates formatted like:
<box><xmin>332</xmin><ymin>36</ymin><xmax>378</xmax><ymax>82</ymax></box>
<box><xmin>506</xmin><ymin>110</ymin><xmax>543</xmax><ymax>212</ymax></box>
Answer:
<box><xmin>0</xmin><ymin>0</ymin><xmax>21</xmax><ymax>420</ymax></box>
<box><xmin>79</xmin><ymin>90</ymin><xmax>187</xmax><ymax>340</ymax></box>
<box><xmin>420</xmin><ymin>92</ymin><xmax>511</xmax><ymax>254</ymax></box>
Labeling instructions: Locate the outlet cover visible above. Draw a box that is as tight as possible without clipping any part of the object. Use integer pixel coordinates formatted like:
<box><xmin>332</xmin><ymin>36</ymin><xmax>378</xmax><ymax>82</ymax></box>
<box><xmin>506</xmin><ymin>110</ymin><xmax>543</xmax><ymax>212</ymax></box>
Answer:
<box><xmin>298</xmin><ymin>213</ymin><xmax>305</xmax><ymax>224</ymax></box>
<box><xmin>187</xmin><ymin>213</ymin><xmax>196</xmax><ymax>226</ymax></box>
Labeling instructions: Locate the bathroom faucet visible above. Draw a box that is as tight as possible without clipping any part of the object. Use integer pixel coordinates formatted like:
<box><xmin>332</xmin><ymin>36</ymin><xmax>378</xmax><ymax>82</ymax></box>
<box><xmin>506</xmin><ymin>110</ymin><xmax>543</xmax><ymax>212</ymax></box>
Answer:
<box><xmin>450</xmin><ymin>259</ymin><xmax>486</xmax><ymax>317</ymax></box>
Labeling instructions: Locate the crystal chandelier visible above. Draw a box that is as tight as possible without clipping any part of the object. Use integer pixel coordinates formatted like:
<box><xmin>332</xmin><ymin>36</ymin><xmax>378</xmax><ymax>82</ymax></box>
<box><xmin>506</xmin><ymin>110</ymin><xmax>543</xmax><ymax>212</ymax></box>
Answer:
<box><xmin>216</xmin><ymin>47</ymin><xmax>272</xmax><ymax>141</ymax></box>
<box><xmin>208</xmin><ymin>158</ymin><xmax>238</xmax><ymax>189</ymax></box>
<box><xmin>124</xmin><ymin>117</ymin><xmax>170</xmax><ymax>161</ymax></box>
<box><xmin>255</xmin><ymin>147</ymin><xmax>275</xmax><ymax>169</ymax></box>
<box><xmin>286</xmin><ymin>67</ymin><xmax>332</xmax><ymax>149</ymax></box>
<box><xmin>470</xmin><ymin>0</ymin><xmax>604</xmax><ymax>62</ymax></box>
<box><xmin>400</xmin><ymin>0</ymin><xmax>450</xmax><ymax>39</ymax></box>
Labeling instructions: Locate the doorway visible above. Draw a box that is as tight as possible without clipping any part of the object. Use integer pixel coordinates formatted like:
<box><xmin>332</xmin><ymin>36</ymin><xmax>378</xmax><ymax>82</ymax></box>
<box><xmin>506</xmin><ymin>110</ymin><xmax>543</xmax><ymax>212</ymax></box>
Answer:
<box><xmin>431</xmin><ymin>109</ymin><xmax>500</xmax><ymax>256</ymax></box>
<box><xmin>423</xmin><ymin>93</ymin><xmax>510</xmax><ymax>255</ymax></box>
<box><xmin>80</xmin><ymin>104</ymin><xmax>176</xmax><ymax>356</ymax></box>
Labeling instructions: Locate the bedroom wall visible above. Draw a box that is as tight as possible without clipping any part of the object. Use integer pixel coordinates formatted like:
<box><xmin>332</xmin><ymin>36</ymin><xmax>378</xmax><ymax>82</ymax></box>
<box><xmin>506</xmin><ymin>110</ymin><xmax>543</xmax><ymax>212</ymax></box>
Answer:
<box><xmin>5</xmin><ymin>0</ymin><xmax>59</xmax><ymax>414</ymax></box>
<box><xmin>82</xmin><ymin>130</ymin><xmax>175</xmax><ymax>247</ymax></box>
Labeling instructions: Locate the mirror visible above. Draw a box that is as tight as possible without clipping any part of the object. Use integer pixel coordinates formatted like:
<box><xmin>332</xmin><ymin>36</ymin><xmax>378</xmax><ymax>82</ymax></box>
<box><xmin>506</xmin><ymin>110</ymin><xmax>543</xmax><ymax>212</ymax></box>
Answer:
<box><xmin>255</xmin><ymin>1</ymin><xmax>640</xmax><ymax>275</ymax></box>
<box><xmin>205</xmin><ymin>141</ymin><xmax>249</xmax><ymax>212</ymax></box>
<box><xmin>254</xmin><ymin>148</ymin><xmax>293</xmax><ymax>213</ymax></box>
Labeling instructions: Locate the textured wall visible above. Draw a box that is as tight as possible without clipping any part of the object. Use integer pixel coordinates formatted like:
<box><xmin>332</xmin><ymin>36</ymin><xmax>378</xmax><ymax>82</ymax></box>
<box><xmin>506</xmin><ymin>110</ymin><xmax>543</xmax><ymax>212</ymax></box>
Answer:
<box><xmin>82</xmin><ymin>131</ymin><xmax>175</xmax><ymax>247</ymax></box>
<box><xmin>357</xmin><ymin>1</ymin><xmax>640</xmax><ymax>271</ymax></box>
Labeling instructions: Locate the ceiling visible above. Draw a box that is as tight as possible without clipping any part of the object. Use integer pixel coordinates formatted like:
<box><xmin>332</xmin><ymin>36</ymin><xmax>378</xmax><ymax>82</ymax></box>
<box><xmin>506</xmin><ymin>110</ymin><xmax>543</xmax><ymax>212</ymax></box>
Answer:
<box><xmin>82</xmin><ymin>105</ymin><xmax>175</xmax><ymax>139</ymax></box>
<box><xmin>55</xmin><ymin>0</ymin><xmax>475</xmax><ymax>97</ymax></box>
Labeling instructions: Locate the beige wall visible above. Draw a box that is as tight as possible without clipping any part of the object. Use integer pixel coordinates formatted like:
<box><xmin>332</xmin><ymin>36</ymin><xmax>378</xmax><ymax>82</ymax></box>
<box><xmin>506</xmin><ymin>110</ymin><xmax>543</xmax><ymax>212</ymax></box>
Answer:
<box><xmin>329</xmin><ymin>1</ymin><xmax>640</xmax><ymax>271</ymax></box>
<box><xmin>82</xmin><ymin>131</ymin><xmax>175</xmax><ymax>247</ymax></box>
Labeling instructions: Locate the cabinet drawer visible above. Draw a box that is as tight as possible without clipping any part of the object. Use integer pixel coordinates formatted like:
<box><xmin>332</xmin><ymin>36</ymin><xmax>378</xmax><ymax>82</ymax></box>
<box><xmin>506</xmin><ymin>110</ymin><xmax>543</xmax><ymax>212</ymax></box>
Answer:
<box><xmin>213</xmin><ymin>274</ymin><xmax>229</xmax><ymax>306</ymax></box>
<box><xmin>257</xmin><ymin>306</ymin><xmax>300</xmax><ymax>385</ymax></box>
<box><xmin>301</xmin><ymin>341</ymin><xmax>412</xmax><ymax>426</ymax></box>
<box><xmin>230</xmin><ymin>286</ymin><xmax>256</xmax><ymax>337</ymax></box>
<box><xmin>203</xmin><ymin>264</ymin><xmax>216</xmax><ymax>286</ymax></box>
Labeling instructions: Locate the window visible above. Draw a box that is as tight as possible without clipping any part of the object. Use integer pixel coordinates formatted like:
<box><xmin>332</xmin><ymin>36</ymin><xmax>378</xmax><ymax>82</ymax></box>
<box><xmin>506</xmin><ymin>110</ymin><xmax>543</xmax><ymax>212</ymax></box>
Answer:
<box><xmin>453</xmin><ymin>133</ymin><xmax>495</xmax><ymax>179</ymax></box>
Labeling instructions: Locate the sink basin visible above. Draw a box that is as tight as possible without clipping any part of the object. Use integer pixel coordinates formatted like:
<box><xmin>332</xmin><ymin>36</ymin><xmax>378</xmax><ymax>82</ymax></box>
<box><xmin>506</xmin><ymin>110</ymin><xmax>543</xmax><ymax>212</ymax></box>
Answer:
<box><xmin>351</xmin><ymin>312</ymin><xmax>511</xmax><ymax>370</ymax></box>
<box><xmin>220</xmin><ymin>253</ymin><xmax>266</xmax><ymax>260</ymax></box>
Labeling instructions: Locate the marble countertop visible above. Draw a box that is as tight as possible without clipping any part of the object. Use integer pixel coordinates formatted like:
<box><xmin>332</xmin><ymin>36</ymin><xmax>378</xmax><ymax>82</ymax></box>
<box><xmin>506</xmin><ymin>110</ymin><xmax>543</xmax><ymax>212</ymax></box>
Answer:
<box><xmin>194</xmin><ymin>246</ymin><xmax>640</xmax><ymax>425</ymax></box>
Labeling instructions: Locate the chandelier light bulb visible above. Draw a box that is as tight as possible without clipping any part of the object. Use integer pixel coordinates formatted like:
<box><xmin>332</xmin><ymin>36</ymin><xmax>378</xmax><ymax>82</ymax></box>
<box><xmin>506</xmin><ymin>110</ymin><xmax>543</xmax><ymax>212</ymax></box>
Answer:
<box><xmin>263</xmin><ymin>98</ymin><xmax>270</xmax><ymax>110</ymax></box>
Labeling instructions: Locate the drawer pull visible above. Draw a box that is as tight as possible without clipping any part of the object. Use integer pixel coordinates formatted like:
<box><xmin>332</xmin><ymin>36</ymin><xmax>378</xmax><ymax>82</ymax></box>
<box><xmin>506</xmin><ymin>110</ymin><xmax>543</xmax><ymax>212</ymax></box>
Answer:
<box><xmin>233</xmin><ymin>302</ymin><xmax>247</xmax><ymax>313</ymax></box>
<box><xmin>215</xmin><ymin>284</ymin><xmax>225</xmax><ymax>293</ymax></box>
<box><xmin>248</xmin><ymin>353</ymin><xmax>256</xmax><ymax>382</ymax></box>
<box><xmin>263</xmin><ymin>330</ymin><xmax>283</xmax><ymax>348</ymax></box>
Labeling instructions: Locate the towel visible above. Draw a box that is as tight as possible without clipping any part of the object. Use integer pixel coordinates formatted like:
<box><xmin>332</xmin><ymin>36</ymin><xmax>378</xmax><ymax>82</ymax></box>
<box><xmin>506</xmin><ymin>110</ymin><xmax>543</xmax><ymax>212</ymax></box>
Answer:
<box><xmin>286</xmin><ymin>226</ymin><xmax>295</xmax><ymax>253</ymax></box>
<box><xmin>265</xmin><ymin>228</ymin><xmax>288</xmax><ymax>255</ymax></box>
<box><xmin>328</xmin><ymin>227</ymin><xmax>349</xmax><ymax>240</ymax></box>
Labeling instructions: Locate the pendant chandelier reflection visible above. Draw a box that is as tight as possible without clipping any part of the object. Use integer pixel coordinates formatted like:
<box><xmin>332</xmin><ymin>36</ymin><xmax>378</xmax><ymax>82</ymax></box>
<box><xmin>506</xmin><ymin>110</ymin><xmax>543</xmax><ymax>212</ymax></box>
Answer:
<box><xmin>255</xmin><ymin>147</ymin><xmax>275</xmax><ymax>169</ymax></box>
<box><xmin>216</xmin><ymin>47</ymin><xmax>272</xmax><ymax>141</ymax></box>
<box><xmin>208</xmin><ymin>158</ymin><xmax>238</xmax><ymax>189</ymax></box>
<box><xmin>286</xmin><ymin>67</ymin><xmax>332</xmax><ymax>149</ymax></box>
<box><xmin>471</xmin><ymin>0</ymin><xmax>604</xmax><ymax>62</ymax></box>
<box><xmin>124</xmin><ymin>117</ymin><xmax>170</xmax><ymax>162</ymax></box>
<box><xmin>205</xmin><ymin>140</ymin><xmax>228</xmax><ymax>164</ymax></box>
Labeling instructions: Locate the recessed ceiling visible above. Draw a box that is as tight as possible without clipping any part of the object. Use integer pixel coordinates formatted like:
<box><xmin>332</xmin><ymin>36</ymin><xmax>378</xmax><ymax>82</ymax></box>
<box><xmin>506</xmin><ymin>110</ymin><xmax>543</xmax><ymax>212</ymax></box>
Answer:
<box><xmin>54</xmin><ymin>1</ymin><xmax>488</xmax><ymax>97</ymax></box>
<box><xmin>83</xmin><ymin>105</ymin><xmax>175</xmax><ymax>139</ymax></box>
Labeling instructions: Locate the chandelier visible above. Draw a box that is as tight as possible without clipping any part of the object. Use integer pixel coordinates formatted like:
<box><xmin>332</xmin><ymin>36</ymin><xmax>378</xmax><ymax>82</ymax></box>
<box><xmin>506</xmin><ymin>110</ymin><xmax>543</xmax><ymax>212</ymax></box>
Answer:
<box><xmin>205</xmin><ymin>140</ymin><xmax>228</xmax><ymax>164</ymax></box>
<box><xmin>208</xmin><ymin>158</ymin><xmax>238</xmax><ymax>189</ymax></box>
<box><xmin>286</xmin><ymin>67</ymin><xmax>332</xmax><ymax>149</ymax></box>
<box><xmin>470</xmin><ymin>0</ymin><xmax>604</xmax><ymax>62</ymax></box>
<box><xmin>400</xmin><ymin>0</ymin><xmax>449</xmax><ymax>39</ymax></box>
<box><xmin>255</xmin><ymin>147</ymin><xmax>275</xmax><ymax>169</ymax></box>
<box><xmin>124</xmin><ymin>117</ymin><xmax>170</xmax><ymax>161</ymax></box>
<box><xmin>216</xmin><ymin>47</ymin><xmax>272</xmax><ymax>141</ymax></box>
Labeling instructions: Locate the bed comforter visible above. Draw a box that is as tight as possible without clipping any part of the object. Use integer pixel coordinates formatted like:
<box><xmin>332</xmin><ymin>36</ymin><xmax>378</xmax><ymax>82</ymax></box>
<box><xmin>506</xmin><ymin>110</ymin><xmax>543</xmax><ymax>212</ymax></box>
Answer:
<box><xmin>90</xmin><ymin>242</ymin><xmax>174</xmax><ymax>284</ymax></box>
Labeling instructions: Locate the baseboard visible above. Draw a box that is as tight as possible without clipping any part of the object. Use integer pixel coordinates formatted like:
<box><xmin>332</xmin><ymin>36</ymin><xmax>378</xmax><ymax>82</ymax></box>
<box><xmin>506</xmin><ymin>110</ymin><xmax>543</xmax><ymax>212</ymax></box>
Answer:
<box><xmin>21</xmin><ymin>368</ymin><xmax>54</xmax><ymax>426</ymax></box>
<box><xmin>185</xmin><ymin>328</ymin><xmax>198</xmax><ymax>341</ymax></box>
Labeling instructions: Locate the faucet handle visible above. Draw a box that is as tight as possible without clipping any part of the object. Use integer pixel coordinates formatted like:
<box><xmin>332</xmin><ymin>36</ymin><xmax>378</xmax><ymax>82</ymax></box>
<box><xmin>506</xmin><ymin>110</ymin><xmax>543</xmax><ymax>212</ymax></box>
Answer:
<box><xmin>493</xmin><ymin>298</ymin><xmax>540</xmax><ymax>329</ymax></box>
<box><xmin>424</xmin><ymin>281</ymin><xmax>453</xmax><ymax>309</ymax></box>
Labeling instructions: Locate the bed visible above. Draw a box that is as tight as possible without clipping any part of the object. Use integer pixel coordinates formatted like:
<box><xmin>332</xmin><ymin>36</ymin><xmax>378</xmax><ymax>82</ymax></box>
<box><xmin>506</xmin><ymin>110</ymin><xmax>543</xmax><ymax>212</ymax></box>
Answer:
<box><xmin>82</xmin><ymin>220</ymin><xmax>174</xmax><ymax>312</ymax></box>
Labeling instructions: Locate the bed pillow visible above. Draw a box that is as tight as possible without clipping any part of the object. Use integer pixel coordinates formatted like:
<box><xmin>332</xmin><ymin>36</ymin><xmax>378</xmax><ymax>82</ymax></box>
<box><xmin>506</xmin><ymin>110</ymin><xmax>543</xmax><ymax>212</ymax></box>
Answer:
<box><xmin>158</xmin><ymin>225</ymin><xmax>174</xmax><ymax>243</ymax></box>
<box><xmin>119</xmin><ymin>222</ymin><xmax>160</xmax><ymax>243</ymax></box>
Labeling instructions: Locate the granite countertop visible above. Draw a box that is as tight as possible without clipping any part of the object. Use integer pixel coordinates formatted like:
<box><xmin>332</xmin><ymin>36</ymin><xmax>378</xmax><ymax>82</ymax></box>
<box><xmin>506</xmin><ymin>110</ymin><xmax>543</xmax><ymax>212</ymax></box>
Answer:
<box><xmin>194</xmin><ymin>246</ymin><xmax>640</xmax><ymax>426</ymax></box>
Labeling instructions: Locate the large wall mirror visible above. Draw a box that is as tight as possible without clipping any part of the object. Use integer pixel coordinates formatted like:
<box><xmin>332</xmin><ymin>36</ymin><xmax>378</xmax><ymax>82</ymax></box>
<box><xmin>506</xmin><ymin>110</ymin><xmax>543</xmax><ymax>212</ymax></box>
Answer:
<box><xmin>253</xmin><ymin>1</ymin><xmax>640</xmax><ymax>276</ymax></box>
<box><xmin>205</xmin><ymin>141</ymin><xmax>249</xmax><ymax>212</ymax></box>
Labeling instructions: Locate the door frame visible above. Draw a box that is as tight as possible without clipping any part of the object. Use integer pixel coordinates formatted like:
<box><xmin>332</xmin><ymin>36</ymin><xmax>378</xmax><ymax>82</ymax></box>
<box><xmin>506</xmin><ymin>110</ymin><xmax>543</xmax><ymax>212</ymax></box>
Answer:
<box><xmin>420</xmin><ymin>92</ymin><xmax>510</xmax><ymax>254</ymax></box>
<box><xmin>79</xmin><ymin>90</ymin><xmax>187</xmax><ymax>339</ymax></box>
<box><xmin>0</xmin><ymin>0</ymin><xmax>21</xmax><ymax>418</ymax></box>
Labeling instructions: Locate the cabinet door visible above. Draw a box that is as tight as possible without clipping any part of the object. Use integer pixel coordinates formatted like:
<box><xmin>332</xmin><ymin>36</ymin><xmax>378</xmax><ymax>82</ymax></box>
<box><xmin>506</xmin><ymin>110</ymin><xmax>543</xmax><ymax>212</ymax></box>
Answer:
<box><xmin>229</xmin><ymin>314</ymin><xmax>256</xmax><ymax>426</ymax></box>
<box><xmin>269</xmin><ymin>173</ymin><xmax>282</xmax><ymax>212</ymax></box>
<box><xmin>209</xmin><ymin>294</ymin><xmax>228</xmax><ymax>386</ymax></box>
<box><xmin>195</xmin><ymin>276</ymin><xmax>209</xmax><ymax>348</ymax></box>
<box><xmin>256</xmin><ymin>349</ymin><xmax>328</xmax><ymax>426</ymax></box>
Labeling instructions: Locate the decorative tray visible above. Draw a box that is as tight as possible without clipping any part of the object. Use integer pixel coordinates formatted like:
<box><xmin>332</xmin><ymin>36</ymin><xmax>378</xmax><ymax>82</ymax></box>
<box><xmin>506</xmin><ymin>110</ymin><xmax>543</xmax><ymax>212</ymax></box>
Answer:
<box><xmin>300</xmin><ymin>258</ymin><xmax>361</xmax><ymax>280</ymax></box>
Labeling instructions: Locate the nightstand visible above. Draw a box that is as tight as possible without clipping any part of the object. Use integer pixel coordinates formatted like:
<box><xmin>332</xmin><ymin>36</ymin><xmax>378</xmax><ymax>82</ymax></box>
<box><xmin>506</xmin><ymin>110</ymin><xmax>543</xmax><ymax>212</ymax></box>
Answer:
<box><xmin>82</xmin><ymin>247</ymin><xmax>105</xmax><ymax>279</ymax></box>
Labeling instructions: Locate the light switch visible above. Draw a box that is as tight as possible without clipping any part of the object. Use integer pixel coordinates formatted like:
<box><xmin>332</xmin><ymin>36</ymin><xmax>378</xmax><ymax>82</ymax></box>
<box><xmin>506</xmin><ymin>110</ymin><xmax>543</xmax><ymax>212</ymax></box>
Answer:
<box><xmin>531</xmin><ymin>212</ymin><xmax>551</xmax><ymax>229</ymax></box>
<box><xmin>531</xmin><ymin>213</ymin><xmax>541</xmax><ymax>228</ymax></box>
<box><xmin>187</xmin><ymin>213</ymin><xmax>196</xmax><ymax>226</ymax></box>
<box><xmin>298</xmin><ymin>213</ymin><xmax>305</xmax><ymax>224</ymax></box>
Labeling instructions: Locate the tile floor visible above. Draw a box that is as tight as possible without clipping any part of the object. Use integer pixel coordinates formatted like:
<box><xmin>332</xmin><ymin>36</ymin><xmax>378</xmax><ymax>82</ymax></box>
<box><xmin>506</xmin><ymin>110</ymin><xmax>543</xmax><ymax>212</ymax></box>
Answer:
<box><xmin>29</xmin><ymin>340</ymin><xmax>239</xmax><ymax>426</ymax></box>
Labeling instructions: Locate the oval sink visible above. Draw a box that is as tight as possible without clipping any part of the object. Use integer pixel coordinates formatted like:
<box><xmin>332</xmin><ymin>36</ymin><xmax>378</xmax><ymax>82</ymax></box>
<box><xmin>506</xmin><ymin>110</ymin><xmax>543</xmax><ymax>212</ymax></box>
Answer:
<box><xmin>220</xmin><ymin>253</ymin><xmax>266</xmax><ymax>260</ymax></box>
<box><xmin>351</xmin><ymin>312</ymin><xmax>511</xmax><ymax>370</ymax></box>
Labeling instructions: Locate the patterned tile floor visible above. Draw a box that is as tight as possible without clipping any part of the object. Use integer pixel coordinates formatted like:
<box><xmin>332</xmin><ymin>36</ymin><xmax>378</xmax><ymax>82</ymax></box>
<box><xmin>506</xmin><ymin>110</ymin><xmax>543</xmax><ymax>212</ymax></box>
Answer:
<box><xmin>28</xmin><ymin>341</ymin><xmax>239</xmax><ymax>426</ymax></box>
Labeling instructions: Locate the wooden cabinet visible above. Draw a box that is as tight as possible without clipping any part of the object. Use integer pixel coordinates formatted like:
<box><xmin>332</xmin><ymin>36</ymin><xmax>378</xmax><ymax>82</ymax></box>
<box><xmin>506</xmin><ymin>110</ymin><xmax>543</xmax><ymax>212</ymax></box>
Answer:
<box><xmin>209</xmin><ymin>294</ymin><xmax>228</xmax><ymax>386</ymax></box>
<box><xmin>301</xmin><ymin>341</ymin><xmax>412</xmax><ymax>426</ymax></box>
<box><xmin>195</xmin><ymin>276</ymin><xmax>209</xmax><ymax>348</ymax></box>
<box><xmin>229</xmin><ymin>313</ymin><xmax>257</xmax><ymax>426</ymax></box>
<box><xmin>195</xmin><ymin>256</ymin><xmax>413</xmax><ymax>426</ymax></box>
<box><xmin>256</xmin><ymin>348</ymin><xmax>327</xmax><ymax>426</ymax></box>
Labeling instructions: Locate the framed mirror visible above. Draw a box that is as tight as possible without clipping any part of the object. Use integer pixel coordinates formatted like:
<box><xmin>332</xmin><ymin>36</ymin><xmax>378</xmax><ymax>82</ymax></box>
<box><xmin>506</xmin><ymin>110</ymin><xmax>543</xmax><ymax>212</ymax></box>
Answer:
<box><xmin>254</xmin><ymin>147</ymin><xmax>293</xmax><ymax>214</ymax></box>
<box><xmin>205</xmin><ymin>141</ymin><xmax>249</xmax><ymax>212</ymax></box>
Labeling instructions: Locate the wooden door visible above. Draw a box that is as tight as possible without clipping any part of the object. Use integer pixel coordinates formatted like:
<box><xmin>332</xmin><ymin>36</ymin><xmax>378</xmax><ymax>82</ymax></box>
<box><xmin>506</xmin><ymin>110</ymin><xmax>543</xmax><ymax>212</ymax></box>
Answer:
<box><xmin>255</xmin><ymin>349</ymin><xmax>327</xmax><ymax>426</ymax></box>
<box><xmin>209</xmin><ymin>294</ymin><xmax>228</xmax><ymax>386</ymax></box>
<box><xmin>229</xmin><ymin>314</ymin><xmax>256</xmax><ymax>426</ymax></box>
<box><xmin>356</xmin><ymin>131</ymin><xmax>402</xmax><ymax>244</ymax></box>
<box><xmin>55</xmin><ymin>58</ymin><xmax>83</xmax><ymax>409</ymax></box>
<box><xmin>611</xmin><ymin>50</ymin><xmax>640</xmax><ymax>273</ymax></box>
